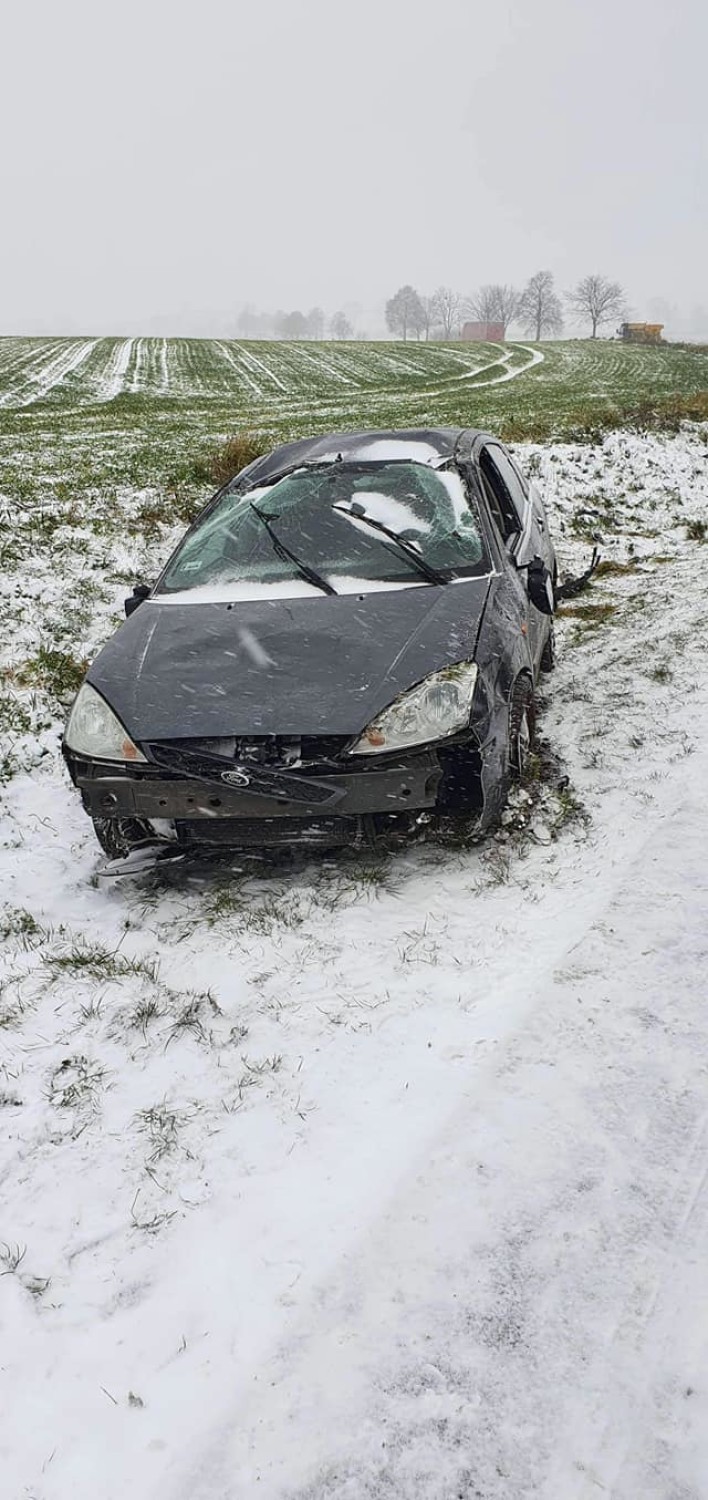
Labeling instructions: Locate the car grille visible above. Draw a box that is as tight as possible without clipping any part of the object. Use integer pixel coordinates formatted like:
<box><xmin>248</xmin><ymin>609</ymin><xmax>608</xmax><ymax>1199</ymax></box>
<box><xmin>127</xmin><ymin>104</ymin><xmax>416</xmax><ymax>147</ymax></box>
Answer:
<box><xmin>145</xmin><ymin>735</ymin><xmax>350</xmax><ymax>777</ymax></box>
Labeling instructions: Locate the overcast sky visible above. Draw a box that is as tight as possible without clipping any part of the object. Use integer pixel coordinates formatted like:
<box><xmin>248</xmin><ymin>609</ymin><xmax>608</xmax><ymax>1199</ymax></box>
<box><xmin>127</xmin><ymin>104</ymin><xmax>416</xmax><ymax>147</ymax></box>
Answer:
<box><xmin>2</xmin><ymin>0</ymin><xmax>706</xmax><ymax>336</ymax></box>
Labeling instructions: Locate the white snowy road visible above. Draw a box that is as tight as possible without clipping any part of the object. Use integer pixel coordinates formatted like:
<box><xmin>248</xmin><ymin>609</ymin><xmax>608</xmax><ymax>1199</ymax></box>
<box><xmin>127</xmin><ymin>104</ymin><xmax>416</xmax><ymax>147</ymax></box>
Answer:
<box><xmin>1</xmin><ymin>428</ymin><xmax>707</xmax><ymax>1499</ymax></box>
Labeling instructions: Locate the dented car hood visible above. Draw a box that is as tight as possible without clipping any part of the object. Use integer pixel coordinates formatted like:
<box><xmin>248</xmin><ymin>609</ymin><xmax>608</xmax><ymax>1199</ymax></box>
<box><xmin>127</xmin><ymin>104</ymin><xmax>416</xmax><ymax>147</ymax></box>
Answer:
<box><xmin>86</xmin><ymin>579</ymin><xmax>491</xmax><ymax>740</ymax></box>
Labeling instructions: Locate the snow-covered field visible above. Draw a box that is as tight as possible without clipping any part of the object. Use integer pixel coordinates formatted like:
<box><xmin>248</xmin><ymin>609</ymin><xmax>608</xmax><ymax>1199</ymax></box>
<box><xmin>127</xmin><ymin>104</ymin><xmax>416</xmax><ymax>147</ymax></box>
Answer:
<box><xmin>1</xmin><ymin>423</ymin><xmax>708</xmax><ymax>1498</ymax></box>
<box><xmin>0</xmin><ymin>337</ymin><xmax>707</xmax><ymax>444</ymax></box>
<box><xmin>0</xmin><ymin>337</ymin><xmax>529</xmax><ymax>409</ymax></box>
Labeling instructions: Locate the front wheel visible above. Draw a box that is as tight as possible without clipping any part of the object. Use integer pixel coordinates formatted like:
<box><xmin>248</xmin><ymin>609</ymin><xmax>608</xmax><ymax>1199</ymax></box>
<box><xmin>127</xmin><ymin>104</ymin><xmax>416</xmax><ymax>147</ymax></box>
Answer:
<box><xmin>508</xmin><ymin>677</ymin><xmax>536</xmax><ymax>778</ymax></box>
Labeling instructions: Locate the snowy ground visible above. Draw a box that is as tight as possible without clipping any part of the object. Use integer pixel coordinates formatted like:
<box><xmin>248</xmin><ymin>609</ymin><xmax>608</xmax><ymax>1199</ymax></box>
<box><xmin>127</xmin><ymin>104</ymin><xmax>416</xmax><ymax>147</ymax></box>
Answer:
<box><xmin>1</xmin><ymin>427</ymin><xmax>707</xmax><ymax>1498</ymax></box>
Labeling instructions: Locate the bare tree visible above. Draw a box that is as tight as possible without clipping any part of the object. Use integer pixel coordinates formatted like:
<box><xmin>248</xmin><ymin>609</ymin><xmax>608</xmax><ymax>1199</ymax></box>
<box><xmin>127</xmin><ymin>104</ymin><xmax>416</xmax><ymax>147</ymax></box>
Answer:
<box><xmin>305</xmin><ymin>306</ymin><xmax>325</xmax><ymax>339</ymax></box>
<box><xmin>419</xmin><ymin>296</ymin><xmax>435</xmax><ymax>342</ymax></box>
<box><xmin>385</xmin><ymin>284</ymin><xmax>425</xmax><ymax>342</ymax></box>
<box><xmin>465</xmin><ymin>283</ymin><xmax>521</xmax><ymax>338</ymax></box>
<box><xmin>329</xmin><ymin>310</ymin><xmax>353</xmax><ymax>340</ymax></box>
<box><xmin>409</xmin><ymin>295</ymin><xmax>429</xmax><ymax>341</ymax></box>
<box><xmin>566</xmin><ymin>274</ymin><xmax>626</xmax><ymax>338</ymax></box>
<box><xmin>431</xmin><ymin>286</ymin><xmax>462</xmax><ymax>339</ymax></box>
<box><xmin>518</xmin><ymin>271</ymin><xmax>563</xmax><ymax>341</ymax></box>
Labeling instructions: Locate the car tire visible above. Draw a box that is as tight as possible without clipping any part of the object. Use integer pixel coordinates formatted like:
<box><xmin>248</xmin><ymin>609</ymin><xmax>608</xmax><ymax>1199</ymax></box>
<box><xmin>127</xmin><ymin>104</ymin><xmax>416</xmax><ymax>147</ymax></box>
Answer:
<box><xmin>508</xmin><ymin>676</ymin><xmax>536</xmax><ymax>778</ymax></box>
<box><xmin>91</xmin><ymin>816</ymin><xmax>151</xmax><ymax>860</ymax></box>
<box><xmin>540</xmin><ymin>622</ymin><xmax>556</xmax><ymax>672</ymax></box>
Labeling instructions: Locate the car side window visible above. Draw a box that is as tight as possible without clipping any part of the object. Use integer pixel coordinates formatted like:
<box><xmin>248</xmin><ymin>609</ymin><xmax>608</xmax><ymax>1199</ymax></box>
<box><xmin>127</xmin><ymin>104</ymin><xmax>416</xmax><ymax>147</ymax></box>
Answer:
<box><xmin>478</xmin><ymin>446</ymin><xmax>523</xmax><ymax>544</ymax></box>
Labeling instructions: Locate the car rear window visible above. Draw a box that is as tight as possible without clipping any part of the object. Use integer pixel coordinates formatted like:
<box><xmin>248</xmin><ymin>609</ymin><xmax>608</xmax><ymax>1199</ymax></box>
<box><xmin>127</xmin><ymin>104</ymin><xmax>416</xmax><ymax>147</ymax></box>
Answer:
<box><xmin>157</xmin><ymin>462</ymin><xmax>489</xmax><ymax>598</ymax></box>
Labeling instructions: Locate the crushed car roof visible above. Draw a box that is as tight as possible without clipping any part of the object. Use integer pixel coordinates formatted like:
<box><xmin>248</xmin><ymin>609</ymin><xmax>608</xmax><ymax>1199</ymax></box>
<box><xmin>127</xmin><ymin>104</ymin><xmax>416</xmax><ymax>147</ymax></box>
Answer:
<box><xmin>234</xmin><ymin>428</ymin><xmax>485</xmax><ymax>490</ymax></box>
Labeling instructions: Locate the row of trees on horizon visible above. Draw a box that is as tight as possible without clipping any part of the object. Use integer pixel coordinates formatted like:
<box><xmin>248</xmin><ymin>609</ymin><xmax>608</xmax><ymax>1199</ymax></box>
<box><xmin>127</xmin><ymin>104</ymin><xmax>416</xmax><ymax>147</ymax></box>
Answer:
<box><xmin>385</xmin><ymin>274</ymin><xmax>628</xmax><ymax>342</ymax></box>
<box><xmin>235</xmin><ymin>274</ymin><xmax>628</xmax><ymax>343</ymax></box>
<box><xmin>237</xmin><ymin>307</ymin><xmax>355</xmax><ymax>341</ymax></box>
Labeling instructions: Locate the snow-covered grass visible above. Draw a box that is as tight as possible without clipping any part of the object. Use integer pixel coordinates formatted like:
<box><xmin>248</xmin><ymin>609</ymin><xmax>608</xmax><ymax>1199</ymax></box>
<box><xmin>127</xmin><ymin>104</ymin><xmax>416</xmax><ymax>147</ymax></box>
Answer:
<box><xmin>1</xmin><ymin>415</ymin><xmax>708</xmax><ymax>1498</ymax></box>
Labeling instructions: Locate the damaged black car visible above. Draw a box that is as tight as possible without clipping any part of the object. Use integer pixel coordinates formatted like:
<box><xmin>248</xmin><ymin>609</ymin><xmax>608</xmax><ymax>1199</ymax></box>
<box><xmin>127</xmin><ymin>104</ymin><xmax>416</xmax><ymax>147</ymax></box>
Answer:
<box><xmin>62</xmin><ymin>427</ymin><xmax>558</xmax><ymax>866</ymax></box>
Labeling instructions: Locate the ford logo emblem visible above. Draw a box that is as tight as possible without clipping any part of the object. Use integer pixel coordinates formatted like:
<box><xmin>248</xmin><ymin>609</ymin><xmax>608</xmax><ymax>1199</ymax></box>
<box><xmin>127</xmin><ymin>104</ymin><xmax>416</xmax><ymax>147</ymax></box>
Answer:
<box><xmin>221</xmin><ymin>769</ymin><xmax>251</xmax><ymax>787</ymax></box>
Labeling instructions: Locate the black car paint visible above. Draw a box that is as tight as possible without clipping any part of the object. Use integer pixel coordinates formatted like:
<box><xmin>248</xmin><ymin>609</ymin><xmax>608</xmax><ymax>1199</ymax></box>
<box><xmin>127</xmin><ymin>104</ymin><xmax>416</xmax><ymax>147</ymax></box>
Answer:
<box><xmin>86</xmin><ymin>580</ymin><xmax>492</xmax><ymax>740</ymax></box>
<box><xmin>64</xmin><ymin>427</ymin><xmax>556</xmax><ymax>852</ymax></box>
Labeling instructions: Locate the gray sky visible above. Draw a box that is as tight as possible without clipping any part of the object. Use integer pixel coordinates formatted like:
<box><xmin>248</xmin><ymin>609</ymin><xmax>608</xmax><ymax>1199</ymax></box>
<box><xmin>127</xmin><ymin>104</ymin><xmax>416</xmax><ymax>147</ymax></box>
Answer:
<box><xmin>2</xmin><ymin>0</ymin><xmax>706</xmax><ymax>336</ymax></box>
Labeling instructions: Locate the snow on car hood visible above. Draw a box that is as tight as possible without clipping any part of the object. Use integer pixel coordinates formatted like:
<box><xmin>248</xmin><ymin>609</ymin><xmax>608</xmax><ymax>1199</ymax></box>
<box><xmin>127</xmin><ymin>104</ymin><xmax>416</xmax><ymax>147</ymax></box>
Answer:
<box><xmin>87</xmin><ymin>577</ymin><xmax>492</xmax><ymax>740</ymax></box>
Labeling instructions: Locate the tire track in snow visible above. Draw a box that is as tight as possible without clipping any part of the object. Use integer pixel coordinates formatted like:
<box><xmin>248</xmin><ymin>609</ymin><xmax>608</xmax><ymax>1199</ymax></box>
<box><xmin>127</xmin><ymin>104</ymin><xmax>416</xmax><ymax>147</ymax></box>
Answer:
<box><xmin>127</xmin><ymin>337</ymin><xmax>148</xmax><ymax>393</ymax></box>
<box><xmin>284</xmin><ymin>345</ymin><xmax>356</xmax><ymax>386</ymax></box>
<box><xmin>236</xmin><ymin>345</ymin><xmax>288</xmax><ymax>392</ymax></box>
<box><xmin>156</xmin><ymin>337</ymin><xmax>169</xmax><ymax>395</ymax></box>
<box><xmin>93</xmin><ymin>338</ymin><xmax>135</xmax><ymax>400</ymax></box>
<box><xmin>455</xmin><ymin>341</ymin><xmax>545</xmax><ymax>387</ymax></box>
<box><xmin>0</xmin><ymin>338</ymin><xmax>91</xmax><ymax>407</ymax></box>
<box><xmin>19</xmin><ymin>338</ymin><xmax>97</xmax><ymax>404</ymax></box>
<box><xmin>299</xmin><ymin>343</ymin><xmax>544</xmax><ymax>414</ymax></box>
<box><xmin>214</xmin><ymin>341</ymin><xmax>265</xmax><ymax>396</ymax></box>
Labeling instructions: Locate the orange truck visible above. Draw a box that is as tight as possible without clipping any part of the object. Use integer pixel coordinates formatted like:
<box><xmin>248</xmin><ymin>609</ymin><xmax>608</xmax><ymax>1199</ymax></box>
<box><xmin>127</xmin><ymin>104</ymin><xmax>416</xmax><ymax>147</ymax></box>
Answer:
<box><xmin>619</xmin><ymin>322</ymin><xmax>664</xmax><ymax>344</ymax></box>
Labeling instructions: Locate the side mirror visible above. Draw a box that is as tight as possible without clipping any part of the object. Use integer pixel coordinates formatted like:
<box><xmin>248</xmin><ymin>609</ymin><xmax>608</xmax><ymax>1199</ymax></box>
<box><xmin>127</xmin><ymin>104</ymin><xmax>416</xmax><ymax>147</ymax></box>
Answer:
<box><xmin>124</xmin><ymin>583</ymin><xmax>152</xmax><ymax>618</ymax></box>
<box><xmin>527</xmin><ymin>557</ymin><xmax>554</xmax><ymax>616</ymax></box>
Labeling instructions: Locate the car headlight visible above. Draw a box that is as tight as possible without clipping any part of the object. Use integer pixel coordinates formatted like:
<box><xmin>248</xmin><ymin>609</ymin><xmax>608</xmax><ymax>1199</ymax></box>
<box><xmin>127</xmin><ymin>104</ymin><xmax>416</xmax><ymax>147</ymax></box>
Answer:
<box><xmin>350</xmin><ymin>662</ymin><xmax>478</xmax><ymax>755</ymax></box>
<box><xmin>64</xmin><ymin>683</ymin><xmax>146</xmax><ymax>762</ymax></box>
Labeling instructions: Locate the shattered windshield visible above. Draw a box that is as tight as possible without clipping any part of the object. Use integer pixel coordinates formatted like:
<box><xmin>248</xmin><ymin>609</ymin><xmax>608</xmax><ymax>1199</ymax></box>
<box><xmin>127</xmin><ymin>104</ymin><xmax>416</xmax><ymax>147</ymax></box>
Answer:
<box><xmin>157</xmin><ymin>462</ymin><xmax>488</xmax><ymax>599</ymax></box>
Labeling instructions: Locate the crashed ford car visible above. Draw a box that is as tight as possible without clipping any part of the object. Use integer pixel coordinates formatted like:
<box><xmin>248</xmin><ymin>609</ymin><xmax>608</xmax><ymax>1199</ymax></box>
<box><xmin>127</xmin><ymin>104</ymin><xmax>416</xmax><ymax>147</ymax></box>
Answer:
<box><xmin>63</xmin><ymin>427</ymin><xmax>559</xmax><ymax>864</ymax></box>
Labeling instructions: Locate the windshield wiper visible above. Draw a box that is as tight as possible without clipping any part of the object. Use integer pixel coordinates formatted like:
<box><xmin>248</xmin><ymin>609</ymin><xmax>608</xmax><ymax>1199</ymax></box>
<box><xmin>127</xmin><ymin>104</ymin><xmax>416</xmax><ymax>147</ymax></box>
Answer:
<box><xmin>332</xmin><ymin>503</ymin><xmax>449</xmax><ymax>587</ymax></box>
<box><xmin>249</xmin><ymin>502</ymin><xmax>337</xmax><ymax>597</ymax></box>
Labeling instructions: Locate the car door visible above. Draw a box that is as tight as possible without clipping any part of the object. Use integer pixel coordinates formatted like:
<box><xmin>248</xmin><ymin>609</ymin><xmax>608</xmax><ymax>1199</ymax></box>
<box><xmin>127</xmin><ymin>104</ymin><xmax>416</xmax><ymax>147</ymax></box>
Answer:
<box><xmin>476</xmin><ymin>442</ymin><xmax>552</xmax><ymax>668</ymax></box>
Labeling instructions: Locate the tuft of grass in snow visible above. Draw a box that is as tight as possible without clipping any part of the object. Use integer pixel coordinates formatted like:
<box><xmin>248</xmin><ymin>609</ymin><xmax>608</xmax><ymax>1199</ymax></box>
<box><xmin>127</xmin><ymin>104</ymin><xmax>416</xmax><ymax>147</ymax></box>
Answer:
<box><xmin>129</xmin><ymin>996</ymin><xmax>162</xmax><ymax>1032</ymax></box>
<box><xmin>398</xmin><ymin>921</ymin><xmax>443</xmax><ymax>967</ymax></box>
<box><xmin>208</xmin><ymin>430</ymin><xmax>271</xmax><ymax>487</ymax></box>
<box><xmin>164</xmin><ymin>995</ymin><xmax>207</xmax><ymax>1046</ymax></box>
<box><xmin>478</xmin><ymin>844</ymin><xmax>513</xmax><ymax>887</ymax></box>
<box><xmin>157</xmin><ymin>986</ymin><xmax>219</xmax><ymax>1047</ymax></box>
<box><xmin>0</xmin><ymin>907</ymin><xmax>51</xmax><ymax>950</ymax></box>
<box><xmin>136</xmin><ymin>1101</ymin><xmax>182</xmax><ymax>1161</ymax></box>
<box><xmin>16</xmin><ymin>645</ymin><xmax>87</xmax><ymax>704</ymax></box>
<box><xmin>232</xmin><ymin>1054</ymin><xmax>284</xmax><ymax>1105</ymax></box>
<box><xmin>47</xmin><ymin>1054</ymin><xmax>106</xmax><ymax>1111</ymax></box>
<box><xmin>45</xmin><ymin>936</ymin><xmax>159</xmax><ymax>985</ymax></box>
<box><xmin>0</xmin><ymin>1242</ymin><xmax>27</xmax><ymax>1274</ymax></box>
<box><xmin>686</xmin><ymin>518</ymin><xmax>706</xmax><ymax>542</ymax></box>
<box><xmin>0</xmin><ymin>1242</ymin><xmax>49</xmax><ymax>1298</ymax></box>
<box><xmin>594</xmin><ymin>558</ymin><xmax>640</xmax><ymax>578</ymax></box>
<box><xmin>78</xmin><ymin>994</ymin><xmax>105</xmax><ymax>1023</ymax></box>
<box><xmin>559</xmin><ymin>600</ymin><xmax>617</xmax><ymax>625</ymax></box>
<box><xmin>343</xmin><ymin>860</ymin><xmax>394</xmax><ymax>891</ymax></box>
<box><xmin>0</xmin><ymin>688</ymin><xmax>34</xmax><ymax>735</ymax></box>
<box><xmin>204</xmin><ymin>883</ymin><xmax>312</xmax><ymax>937</ymax></box>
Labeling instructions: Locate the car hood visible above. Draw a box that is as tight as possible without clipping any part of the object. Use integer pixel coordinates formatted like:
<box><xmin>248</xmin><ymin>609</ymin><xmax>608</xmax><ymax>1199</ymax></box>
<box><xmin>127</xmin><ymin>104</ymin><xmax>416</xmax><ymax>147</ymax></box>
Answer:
<box><xmin>87</xmin><ymin>580</ymin><xmax>492</xmax><ymax>740</ymax></box>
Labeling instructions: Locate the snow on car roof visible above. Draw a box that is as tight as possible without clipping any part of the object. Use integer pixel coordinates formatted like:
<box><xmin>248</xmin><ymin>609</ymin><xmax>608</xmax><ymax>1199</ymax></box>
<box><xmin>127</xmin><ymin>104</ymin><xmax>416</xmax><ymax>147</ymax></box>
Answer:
<box><xmin>243</xmin><ymin>429</ymin><xmax>471</xmax><ymax>486</ymax></box>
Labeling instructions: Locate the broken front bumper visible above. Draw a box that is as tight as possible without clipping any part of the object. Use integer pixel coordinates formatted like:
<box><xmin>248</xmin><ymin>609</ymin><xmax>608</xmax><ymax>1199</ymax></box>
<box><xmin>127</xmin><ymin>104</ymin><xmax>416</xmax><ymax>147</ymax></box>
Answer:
<box><xmin>63</xmin><ymin>737</ymin><xmax>486</xmax><ymax>847</ymax></box>
<box><xmin>71</xmin><ymin>758</ymin><xmax>440</xmax><ymax>820</ymax></box>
